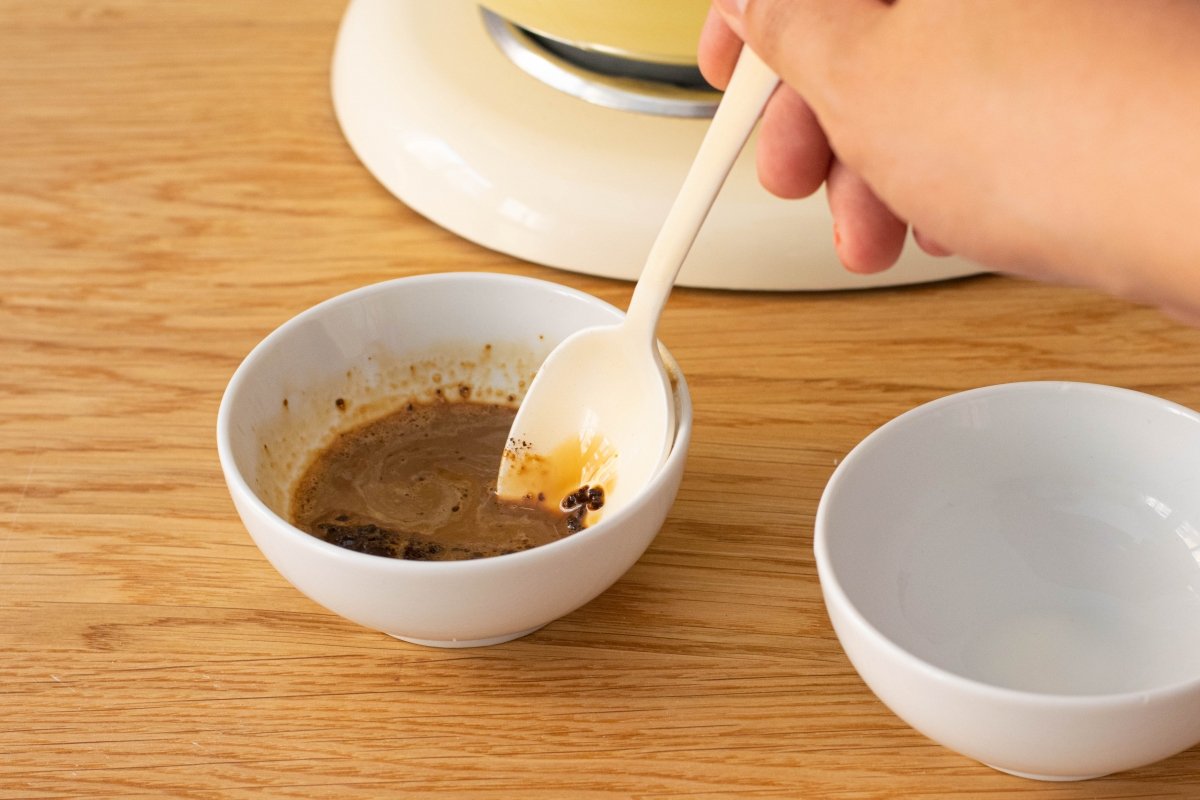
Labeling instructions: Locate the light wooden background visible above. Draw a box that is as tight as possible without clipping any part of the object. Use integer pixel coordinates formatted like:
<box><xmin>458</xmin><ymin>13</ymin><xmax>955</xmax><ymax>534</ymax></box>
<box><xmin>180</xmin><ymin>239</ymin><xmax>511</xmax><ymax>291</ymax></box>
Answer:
<box><xmin>4</xmin><ymin>1</ymin><xmax>1200</xmax><ymax>797</ymax></box>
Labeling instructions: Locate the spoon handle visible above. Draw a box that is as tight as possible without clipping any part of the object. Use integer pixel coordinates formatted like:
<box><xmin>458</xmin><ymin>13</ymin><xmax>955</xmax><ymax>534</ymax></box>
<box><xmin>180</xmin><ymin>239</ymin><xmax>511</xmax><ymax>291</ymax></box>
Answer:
<box><xmin>624</xmin><ymin>46</ymin><xmax>780</xmax><ymax>344</ymax></box>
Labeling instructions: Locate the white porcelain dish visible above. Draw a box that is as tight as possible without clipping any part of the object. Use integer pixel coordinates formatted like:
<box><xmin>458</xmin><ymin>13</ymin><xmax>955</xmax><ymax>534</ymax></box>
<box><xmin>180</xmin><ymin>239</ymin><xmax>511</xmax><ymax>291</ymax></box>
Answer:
<box><xmin>816</xmin><ymin>382</ymin><xmax>1200</xmax><ymax>780</ymax></box>
<box><xmin>216</xmin><ymin>273</ymin><xmax>692</xmax><ymax>647</ymax></box>
<box><xmin>330</xmin><ymin>0</ymin><xmax>981</xmax><ymax>290</ymax></box>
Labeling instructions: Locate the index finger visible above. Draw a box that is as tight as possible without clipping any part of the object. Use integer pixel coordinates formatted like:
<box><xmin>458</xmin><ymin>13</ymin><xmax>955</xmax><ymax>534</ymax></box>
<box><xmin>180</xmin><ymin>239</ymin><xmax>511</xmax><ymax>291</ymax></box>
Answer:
<box><xmin>698</xmin><ymin>6</ymin><xmax>744</xmax><ymax>90</ymax></box>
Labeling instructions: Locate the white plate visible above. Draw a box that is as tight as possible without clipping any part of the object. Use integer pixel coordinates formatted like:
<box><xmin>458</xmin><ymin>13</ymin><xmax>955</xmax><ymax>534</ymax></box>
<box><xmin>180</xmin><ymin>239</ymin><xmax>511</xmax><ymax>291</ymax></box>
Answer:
<box><xmin>331</xmin><ymin>0</ymin><xmax>982</xmax><ymax>290</ymax></box>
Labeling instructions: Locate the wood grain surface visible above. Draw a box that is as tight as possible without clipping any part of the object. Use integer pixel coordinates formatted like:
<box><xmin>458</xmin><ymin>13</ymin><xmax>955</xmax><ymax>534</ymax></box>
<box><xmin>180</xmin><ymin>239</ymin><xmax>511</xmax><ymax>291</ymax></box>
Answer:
<box><xmin>4</xmin><ymin>1</ymin><xmax>1200</xmax><ymax>797</ymax></box>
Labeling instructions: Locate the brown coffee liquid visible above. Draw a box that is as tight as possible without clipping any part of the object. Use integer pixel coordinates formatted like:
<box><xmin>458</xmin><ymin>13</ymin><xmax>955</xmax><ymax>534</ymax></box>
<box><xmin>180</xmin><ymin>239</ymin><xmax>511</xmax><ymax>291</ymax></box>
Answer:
<box><xmin>291</xmin><ymin>402</ymin><xmax>584</xmax><ymax>561</ymax></box>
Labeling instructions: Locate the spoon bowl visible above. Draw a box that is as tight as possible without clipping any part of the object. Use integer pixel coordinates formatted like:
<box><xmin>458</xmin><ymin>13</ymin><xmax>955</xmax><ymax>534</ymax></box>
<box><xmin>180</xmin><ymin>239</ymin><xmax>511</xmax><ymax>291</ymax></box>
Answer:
<box><xmin>497</xmin><ymin>47</ymin><xmax>778</xmax><ymax>515</ymax></box>
<box><xmin>496</xmin><ymin>323</ymin><xmax>674</xmax><ymax>525</ymax></box>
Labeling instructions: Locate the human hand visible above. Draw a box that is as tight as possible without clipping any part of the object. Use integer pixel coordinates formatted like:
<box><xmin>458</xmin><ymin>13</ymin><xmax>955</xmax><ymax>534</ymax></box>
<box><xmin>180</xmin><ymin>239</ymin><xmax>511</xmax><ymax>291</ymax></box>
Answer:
<box><xmin>699</xmin><ymin>5</ymin><xmax>937</xmax><ymax>274</ymax></box>
<box><xmin>701</xmin><ymin>0</ymin><xmax>1200</xmax><ymax>323</ymax></box>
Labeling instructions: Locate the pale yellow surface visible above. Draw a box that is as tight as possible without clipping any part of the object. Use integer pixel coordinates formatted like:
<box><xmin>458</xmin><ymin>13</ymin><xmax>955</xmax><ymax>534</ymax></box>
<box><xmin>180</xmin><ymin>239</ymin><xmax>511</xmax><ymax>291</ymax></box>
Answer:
<box><xmin>4</xmin><ymin>2</ymin><xmax>1200</xmax><ymax>797</ymax></box>
<box><xmin>480</xmin><ymin>0</ymin><xmax>709</xmax><ymax>63</ymax></box>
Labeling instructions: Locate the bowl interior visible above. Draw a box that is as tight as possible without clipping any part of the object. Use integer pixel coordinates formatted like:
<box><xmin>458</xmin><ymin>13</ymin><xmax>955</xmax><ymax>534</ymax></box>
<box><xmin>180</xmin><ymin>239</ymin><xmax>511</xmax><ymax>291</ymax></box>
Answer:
<box><xmin>820</xmin><ymin>382</ymin><xmax>1200</xmax><ymax>695</ymax></box>
<box><xmin>221</xmin><ymin>273</ymin><xmax>686</xmax><ymax>539</ymax></box>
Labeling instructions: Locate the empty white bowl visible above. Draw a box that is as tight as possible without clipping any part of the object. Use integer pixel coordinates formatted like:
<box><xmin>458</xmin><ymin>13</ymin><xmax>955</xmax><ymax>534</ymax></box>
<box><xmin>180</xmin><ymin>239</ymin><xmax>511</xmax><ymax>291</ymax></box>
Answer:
<box><xmin>816</xmin><ymin>382</ymin><xmax>1200</xmax><ymax>780</ymax></box>
<box><xmin>217</xmin><ymin>272</ymin><xmax>691</xmax><ymax>647</ymax></box>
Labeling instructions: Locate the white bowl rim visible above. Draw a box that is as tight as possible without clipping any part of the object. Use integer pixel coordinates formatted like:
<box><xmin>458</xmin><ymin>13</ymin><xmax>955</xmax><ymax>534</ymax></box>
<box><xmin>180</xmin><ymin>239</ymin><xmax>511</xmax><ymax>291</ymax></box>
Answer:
<box><xmin>814</xmin><ymin>380</ymin><xmax>1200</xmax><ymax>706</ymax></box>
<box><xmin>216</xmin><ymin>271</ymin><xmax>693</xmax><ymax>575</ymax></box>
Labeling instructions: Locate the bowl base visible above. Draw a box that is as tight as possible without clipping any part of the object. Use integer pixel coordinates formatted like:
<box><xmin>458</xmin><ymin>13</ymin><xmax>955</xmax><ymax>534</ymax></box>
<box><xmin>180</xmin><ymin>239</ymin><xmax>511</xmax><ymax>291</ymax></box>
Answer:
<box><xmin>389</xmin><ymin>624</ymin><xmax>546</xmax><ymax>648</ymax></box>
<box><xmin>987</xmin><ymin>764</ymin><xmax>1108</xmax><ymax>782</ymax></box>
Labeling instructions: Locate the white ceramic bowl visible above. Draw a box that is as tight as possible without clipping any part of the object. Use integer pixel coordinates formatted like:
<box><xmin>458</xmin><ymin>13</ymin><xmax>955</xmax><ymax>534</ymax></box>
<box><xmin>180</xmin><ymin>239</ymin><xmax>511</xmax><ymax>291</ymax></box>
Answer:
<box><xmin>217</xmin><ymin>273</ymin><xmax>691</xmax><ymax>647</ymax></box>
<box><xmin>816</xmin><ymin>382</ymin><xmax>1200</xmax><ymax>780</ymax></box>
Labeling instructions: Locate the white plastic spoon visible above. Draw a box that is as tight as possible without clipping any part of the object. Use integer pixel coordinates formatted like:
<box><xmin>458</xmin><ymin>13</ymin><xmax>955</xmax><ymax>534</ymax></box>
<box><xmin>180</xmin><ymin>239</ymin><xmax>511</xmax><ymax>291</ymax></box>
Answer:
<box><xmin>496</xmin><ymin>47</ymin><xmax>779</xmax><ymax>523</ymax></box>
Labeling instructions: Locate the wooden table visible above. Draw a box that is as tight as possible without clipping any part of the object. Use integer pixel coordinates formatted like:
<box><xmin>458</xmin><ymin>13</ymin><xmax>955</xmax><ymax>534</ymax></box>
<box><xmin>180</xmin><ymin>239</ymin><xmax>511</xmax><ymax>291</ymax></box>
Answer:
<box><xmin>4</xmin><ymin>2</ymin><xmax>1200</xmax><ymax>797</ymax></box>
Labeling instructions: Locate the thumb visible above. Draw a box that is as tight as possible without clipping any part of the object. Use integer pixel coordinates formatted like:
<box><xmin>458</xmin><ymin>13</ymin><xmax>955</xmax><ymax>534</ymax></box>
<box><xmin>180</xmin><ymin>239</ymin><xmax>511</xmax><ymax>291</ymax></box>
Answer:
<box><xmin>713</xmin><ymin>0</ymin><xmax>888</xmax><ymax>110</ymax></box>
